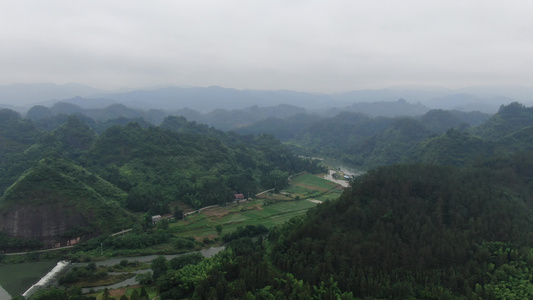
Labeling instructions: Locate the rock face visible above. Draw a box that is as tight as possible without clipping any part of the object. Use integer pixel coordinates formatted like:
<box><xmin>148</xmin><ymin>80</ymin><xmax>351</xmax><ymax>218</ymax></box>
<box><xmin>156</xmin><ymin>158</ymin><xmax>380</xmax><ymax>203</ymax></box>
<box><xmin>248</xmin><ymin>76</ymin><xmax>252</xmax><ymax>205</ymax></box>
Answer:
<box><xmin>0</xmin><ymin>203</ymin><xmax>88</xmax><ymax>248</ymax></box>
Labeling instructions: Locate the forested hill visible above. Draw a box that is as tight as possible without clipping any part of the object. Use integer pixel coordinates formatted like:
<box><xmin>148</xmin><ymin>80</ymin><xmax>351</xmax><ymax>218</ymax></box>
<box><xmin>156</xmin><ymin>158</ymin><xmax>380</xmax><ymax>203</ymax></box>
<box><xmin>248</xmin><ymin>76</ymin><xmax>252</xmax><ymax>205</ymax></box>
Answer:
<box><xmin>236</xmin><ymin>103</ymin><xmax>533</xmax><ymax>169</ymax></box>
<box><xmin>0</xmin><ymin>109</ymin><xmax>322</xmax><ymax>248</ymax></box>
<box><xmin>266</xmin><ymin>153</ymin><xmax>533</xmax><ymax>298</ymax></box>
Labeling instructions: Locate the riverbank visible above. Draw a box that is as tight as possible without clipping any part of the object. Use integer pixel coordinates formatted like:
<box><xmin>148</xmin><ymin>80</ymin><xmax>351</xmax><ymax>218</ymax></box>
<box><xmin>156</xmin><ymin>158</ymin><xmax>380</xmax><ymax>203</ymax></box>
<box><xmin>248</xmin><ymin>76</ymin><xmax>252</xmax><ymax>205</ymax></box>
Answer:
<box><xmin>324</xmin><ymin>169</ymin><xmax>350</xmax><ymax>187</ymax></box>
<box><xmin>0</xmin><ymin>259</ymin><xmax>59</xmax><ymax>298</ymax></box>
<box><xmin>21</xmin><ymin>246</ymin><xmax>225</xmax><ymax>298</ymax></box>
<box><xmin>0</xmin><ymin>284</ymin><xmax>11</xmax><ymax>300</ymax></box>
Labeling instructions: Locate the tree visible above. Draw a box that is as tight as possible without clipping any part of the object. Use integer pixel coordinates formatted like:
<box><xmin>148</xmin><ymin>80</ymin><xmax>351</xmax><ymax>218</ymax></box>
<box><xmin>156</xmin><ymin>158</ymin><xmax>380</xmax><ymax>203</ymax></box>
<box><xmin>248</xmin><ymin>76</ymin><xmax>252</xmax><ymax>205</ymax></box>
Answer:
<box><xmin>151</xmin><ymin>255</ymin><xmax>168</xmax><ymax>280</ymax></box>
<box><xmin>139</xmin><ymin>287</ymin><xmax>149</xmax><ymax>300</ymax></box>
<box><xmin>130</xmin><ymin>290</ymin><xmax>140</xmax><ymax>300</ymax></box>
<box><xmin>135</xmin><ymin>272</ymin><xmax>152</xmax><ymax>285</ymax></box>
<box><xmin>215</xmin><ymin>224</ymin><xmax>223</xmax><ymax>235</ymax></box>
<box><xmin>102</xmin><ymin>288</ymin><xmax>111</xmax><ymax>300</ymax></box>
<box><xmin>157</xmin><ymin>218</ymin><xmax>169</xmax><ymax>230</ymax></box>
<box><xmin>174</xmin><ymin>207</ymin><xmax>183</xmax><ymax>220</ymax></box>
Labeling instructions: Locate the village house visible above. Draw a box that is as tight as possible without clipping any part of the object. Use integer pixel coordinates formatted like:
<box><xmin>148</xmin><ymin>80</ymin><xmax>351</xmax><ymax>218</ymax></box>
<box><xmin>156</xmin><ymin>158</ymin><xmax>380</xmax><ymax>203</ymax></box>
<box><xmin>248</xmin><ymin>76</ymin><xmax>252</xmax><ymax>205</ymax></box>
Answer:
<box><xmin>234</xmin><ymin>193</ymin><xmax>245</xmax><ymax>202</ymax></box>
<box><xmin>152</xmin><ymin>215</ymin><xmax>162</xmax><ymax>223</ymax></box>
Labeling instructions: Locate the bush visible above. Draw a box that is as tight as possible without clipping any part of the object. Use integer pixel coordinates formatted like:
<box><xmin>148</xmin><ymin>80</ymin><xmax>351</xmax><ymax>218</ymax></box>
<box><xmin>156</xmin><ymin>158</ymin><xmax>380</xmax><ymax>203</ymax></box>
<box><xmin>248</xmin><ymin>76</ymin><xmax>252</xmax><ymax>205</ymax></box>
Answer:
<box><xmin>222</xmin><ymin>224</ymin><xmax>269</xmax><ymax>243</ymax></box>
<box><xmin>173</xmin><ymin>237</ymin><xmax>195</xmax><ymax>250</ymax></box>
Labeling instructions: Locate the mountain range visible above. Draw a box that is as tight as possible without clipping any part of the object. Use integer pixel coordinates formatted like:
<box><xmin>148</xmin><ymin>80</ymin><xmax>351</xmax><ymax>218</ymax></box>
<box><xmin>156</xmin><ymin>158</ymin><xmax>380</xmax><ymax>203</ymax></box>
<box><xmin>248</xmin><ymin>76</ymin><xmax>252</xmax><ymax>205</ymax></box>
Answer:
<box><xmin>2</xmin><ymin>83</ymin><xmax>533</xmax><ymax>114</ymax></box>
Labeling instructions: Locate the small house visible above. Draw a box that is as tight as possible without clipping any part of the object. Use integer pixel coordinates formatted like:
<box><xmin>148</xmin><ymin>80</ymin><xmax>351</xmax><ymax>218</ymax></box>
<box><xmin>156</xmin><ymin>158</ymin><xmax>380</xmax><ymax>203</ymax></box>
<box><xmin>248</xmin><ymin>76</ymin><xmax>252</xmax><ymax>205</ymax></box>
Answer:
<box><xmin>152</xmin><ymin>215</ymin><xmax>162</xmax><ymax>223</ymax></box>
<box><xmin>234</xmin><ymin>194</ymin><xmax>245</xmax><ymax>202</ymax></box>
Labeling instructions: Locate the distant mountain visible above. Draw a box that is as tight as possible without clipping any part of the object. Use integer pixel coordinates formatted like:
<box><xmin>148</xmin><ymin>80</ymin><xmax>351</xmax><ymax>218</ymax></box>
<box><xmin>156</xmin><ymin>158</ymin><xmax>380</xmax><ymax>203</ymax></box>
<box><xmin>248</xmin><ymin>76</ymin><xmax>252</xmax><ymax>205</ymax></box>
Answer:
<box><xmin>2</xmin><ymin>82</ymin><xmax>533</xmax><ymax>115</ymax></box>
<box><xmin>457</xmin><ymin>85</ymin><xmax>533</xmax><ymax>102</ymax></box>
<box><xmin>94</xmin><ymin>85</ymin><xmax>533</xmax><ymax>114</ymax></box>
<box><xmin>424</xmin><ymin>93</ymin><xmax>510</xmax><ymax>113</ymax></box>
<box><xmin>418</xmin><ymin>109</ymin><xmax>490</xmax><ymax>133</ymax></box>
<box><xmin>26</xmin><ymin>102</ymin><xmax>167</xmax><ymax>129</ymax></box>
<box><xmin>95</xmin><ymin>86</ymin><xmax>335</xmax><ymax>112</ymax></box>
<box><xmin>323</xmin><ymin>98</ymin><xmax>430</xmax><ymax>117</ymax></box>
<box><xmin>27</xmin><ymin>100</ymin><xmax>307</xmax><ymax>131</ymax></box>
<box><xmin>39</xmin><ymin>96</ymin><xmax>118</xmax><ymax>109</ymax></box>
<box><xmin>0</xmin><ymin>83</ymin><xmax>106</xmax><ymax>106</ymax></box>
<box><xmin>169</xmin><ymin>104</ymin><xmax>307</xmax><ymax>131</ymax></box>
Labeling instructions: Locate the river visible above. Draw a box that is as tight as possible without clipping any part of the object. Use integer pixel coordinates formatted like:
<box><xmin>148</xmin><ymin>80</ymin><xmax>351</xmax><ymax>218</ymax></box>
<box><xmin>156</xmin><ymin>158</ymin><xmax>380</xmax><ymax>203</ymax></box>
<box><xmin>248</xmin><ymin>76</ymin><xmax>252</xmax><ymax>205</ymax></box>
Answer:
<box><xmin>320</xmin><ymin>158</ymin><xmax>365</xmax><ymax>187</ymax></box>
<box><xmin>320</xmin><ymin>158</ymin><xmax>365</xmax><ymax>177</ymax></box>
<box><xmin>17</xmin><ymin>246</ymin><xmax>225</xmax><ymax>298</ymax></box>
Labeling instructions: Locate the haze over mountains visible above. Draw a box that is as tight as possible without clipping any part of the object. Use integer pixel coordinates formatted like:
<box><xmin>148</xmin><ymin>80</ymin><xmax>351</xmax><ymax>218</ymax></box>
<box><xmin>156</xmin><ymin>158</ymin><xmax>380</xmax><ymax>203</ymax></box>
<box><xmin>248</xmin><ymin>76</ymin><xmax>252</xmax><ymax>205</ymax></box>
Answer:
<box><xmin>1</xmin><ymin>82</ymin><xmax>532</xmax><ymax>115</ymax></box>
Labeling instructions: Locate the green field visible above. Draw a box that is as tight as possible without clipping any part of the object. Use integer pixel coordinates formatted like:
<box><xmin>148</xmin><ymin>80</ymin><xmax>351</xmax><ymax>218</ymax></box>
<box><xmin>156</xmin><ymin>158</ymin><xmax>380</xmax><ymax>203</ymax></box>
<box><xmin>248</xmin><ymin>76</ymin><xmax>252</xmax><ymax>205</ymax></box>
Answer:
<box><xmin>170</xmin><ymin>173</ymin><xmax>344</xmax><ymax>238</ymax></box>
<box><xmin>291</xmin><ymin>173</ymin><xmax>338</xmax><ymax>190</ymax></box>
<box><xmin>0</xmin><ymin>259</ymin><xmax>58</xmax><ymax>296</ymax></box>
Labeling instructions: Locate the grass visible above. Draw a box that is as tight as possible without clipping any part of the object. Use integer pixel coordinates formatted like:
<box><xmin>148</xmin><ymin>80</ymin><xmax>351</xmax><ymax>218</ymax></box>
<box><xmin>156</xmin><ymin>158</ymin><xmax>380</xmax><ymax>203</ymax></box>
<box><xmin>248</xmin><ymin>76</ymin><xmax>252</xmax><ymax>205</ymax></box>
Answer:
<box><xmin>69</xmin><ymin>273</ymin><xmax>136</xmax><ymax>288</ymax></box>
<box><xmin>87</xmin><ymin>285</ymin><xmax>159</xmax><ymax>300</ymax></box>
<box><xmin>291</xmin><ymin>173</ymin><xmax>338</xmax><ymax>190</ymax></box>
<box><xmin>125</xmin><ymin>286</ymin><xmax>158</xmax><ymax>298</ymax></box>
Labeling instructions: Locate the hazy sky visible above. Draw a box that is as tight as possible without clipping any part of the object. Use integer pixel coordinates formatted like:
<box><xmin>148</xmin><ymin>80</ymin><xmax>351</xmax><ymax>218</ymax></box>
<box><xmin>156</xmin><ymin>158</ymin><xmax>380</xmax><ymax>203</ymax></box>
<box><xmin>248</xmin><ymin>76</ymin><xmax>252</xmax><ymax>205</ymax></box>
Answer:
<box><xmin>1</xmin><ymin>1</ymin><xmax>533</xmax><ymax>92</ymax></box>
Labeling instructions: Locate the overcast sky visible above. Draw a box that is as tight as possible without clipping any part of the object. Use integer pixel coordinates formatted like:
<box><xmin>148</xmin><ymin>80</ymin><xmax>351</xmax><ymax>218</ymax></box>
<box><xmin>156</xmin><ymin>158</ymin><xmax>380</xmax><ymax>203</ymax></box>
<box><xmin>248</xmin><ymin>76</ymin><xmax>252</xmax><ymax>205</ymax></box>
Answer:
<box><xmin>1</xmin><ymin>1</ymin><xmax>533</xmax><ymax>92</ymax></box>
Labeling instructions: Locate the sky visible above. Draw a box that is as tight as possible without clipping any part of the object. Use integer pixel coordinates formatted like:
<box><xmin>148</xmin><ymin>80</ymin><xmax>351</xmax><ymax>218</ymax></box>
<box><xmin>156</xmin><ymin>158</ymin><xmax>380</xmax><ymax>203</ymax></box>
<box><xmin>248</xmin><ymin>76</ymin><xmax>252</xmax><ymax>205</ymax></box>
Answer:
<box><xmin>1</xmin><ymin>1</ymin><xmax>533</xmax><ymax>92</ymax></box>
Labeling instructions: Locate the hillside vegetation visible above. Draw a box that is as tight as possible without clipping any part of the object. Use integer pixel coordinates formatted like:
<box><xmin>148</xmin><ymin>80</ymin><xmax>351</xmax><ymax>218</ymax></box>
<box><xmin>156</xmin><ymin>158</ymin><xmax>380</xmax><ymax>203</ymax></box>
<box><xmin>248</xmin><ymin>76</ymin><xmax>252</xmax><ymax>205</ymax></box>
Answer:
<box><xmin>150</xmin><ymin>153</ymin><xmax>533</xmax><ymax>299</ymax></box>
<box><xmin>0</xmin><ymin>109</ymin><xmax>322</xmax><ymax>249</ymax></box>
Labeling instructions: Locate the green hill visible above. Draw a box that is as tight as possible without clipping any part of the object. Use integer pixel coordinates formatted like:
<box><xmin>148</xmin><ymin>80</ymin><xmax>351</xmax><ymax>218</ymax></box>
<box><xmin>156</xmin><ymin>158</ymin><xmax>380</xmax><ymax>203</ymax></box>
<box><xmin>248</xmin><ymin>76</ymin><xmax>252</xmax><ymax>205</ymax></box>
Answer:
<box><xmin>472</xmin><ymin>102</ymin><xmax>533</xmax><ymax>141</ymax></box>
<box><xmin>0</xmin><ymin>109</ymin><xmax>43</xmax><ymax>196</ymax></box>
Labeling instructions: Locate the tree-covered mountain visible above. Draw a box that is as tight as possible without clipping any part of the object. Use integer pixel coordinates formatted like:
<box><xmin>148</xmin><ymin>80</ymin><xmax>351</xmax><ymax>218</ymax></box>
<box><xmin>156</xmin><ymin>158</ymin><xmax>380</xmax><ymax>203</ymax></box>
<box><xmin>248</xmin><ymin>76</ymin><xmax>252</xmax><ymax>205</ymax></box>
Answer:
<box><xmin>0</xmin><ymin>109</ymin><xmax>43</xmax><ymax>195</ymax></box>
<box><xmin>236</xmin><ymin>106</ymin><xmax>493</xmax><ymax>167</ymax></box>
<box><xmin>0</xmin><ymin>109</ymin><xmax>322</xmax><ymax>249</ymax></box>
<box><xmin>471</xmin><ymin>102</ymin><xmax>533</xmax><ymax>141</ymax></box>
<box><xmin>236</xmin><ymin>103</ymin><xmax>533</xmax><ymax>170</ymax></box>
<box><xmin>174</xmin><ymin>104</ymin><xmax>307</xmax><ymax>131</ymax></box>
<box><xmin>268</xmin><ymin>154</ymin><xmax>533</xmax><ymax>298</ymax></box>
<box><xmin>26</xmin><ymin>101</ymin><xmax>308</xmax><ymax>131</ymax></box>
<box><xmin>27</xmin><ymin>102</ymin><xmax>166</xmax><ymax>127</ymax></box>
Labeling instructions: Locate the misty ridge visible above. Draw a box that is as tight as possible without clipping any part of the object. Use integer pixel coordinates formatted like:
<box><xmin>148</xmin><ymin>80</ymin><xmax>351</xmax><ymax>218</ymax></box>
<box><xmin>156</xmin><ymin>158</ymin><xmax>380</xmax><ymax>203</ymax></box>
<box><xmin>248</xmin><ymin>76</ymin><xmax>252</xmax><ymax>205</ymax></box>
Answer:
<box><xmin>0</xmin><ymin>82</ymin><xmax>531</xmax><ymax>135</ymax></box>
<box><xmin>1</xmin><ymin>82</ymin><xmax>532</xmax><ymax>115</ymax></box>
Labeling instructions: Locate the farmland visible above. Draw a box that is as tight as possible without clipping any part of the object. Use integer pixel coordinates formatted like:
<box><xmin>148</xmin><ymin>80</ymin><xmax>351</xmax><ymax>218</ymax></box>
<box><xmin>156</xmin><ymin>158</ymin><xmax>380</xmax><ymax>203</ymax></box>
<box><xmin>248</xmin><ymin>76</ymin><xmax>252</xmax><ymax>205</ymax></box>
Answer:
<box><xmin>169</xmin><ymin>172</ymin><xmax>345</xmax><ymax>239</ymax></box>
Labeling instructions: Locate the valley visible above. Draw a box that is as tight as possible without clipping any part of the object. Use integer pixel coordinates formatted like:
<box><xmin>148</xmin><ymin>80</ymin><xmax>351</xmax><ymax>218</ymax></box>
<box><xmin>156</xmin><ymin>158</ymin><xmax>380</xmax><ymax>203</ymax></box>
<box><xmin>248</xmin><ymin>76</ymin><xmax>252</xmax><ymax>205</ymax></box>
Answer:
<box><xmin>2</xmin><ymin>100</ymin><xmax>533</xmax><ymax>299</ymax></box>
